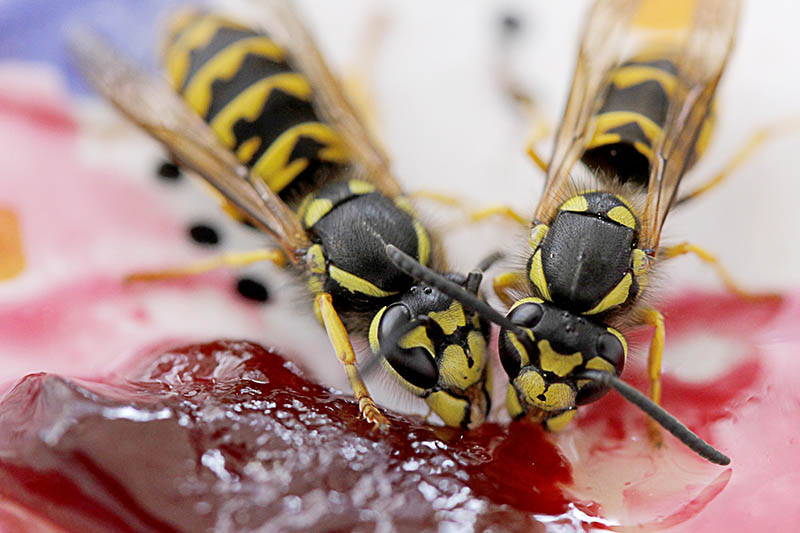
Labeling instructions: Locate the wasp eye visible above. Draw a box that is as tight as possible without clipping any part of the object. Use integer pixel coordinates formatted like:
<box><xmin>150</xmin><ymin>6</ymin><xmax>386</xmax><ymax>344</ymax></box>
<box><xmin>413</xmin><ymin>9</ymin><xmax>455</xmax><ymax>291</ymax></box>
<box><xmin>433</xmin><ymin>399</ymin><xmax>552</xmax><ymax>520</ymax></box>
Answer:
<box><xmin>596</xmin><ymin>331</ymin><xmax>625</xmax><ymax>374</ymax></box>
<box><xmin>378</xmin><ymin>304</ymin><xmax>439</xmax><ymax>390</ymax></box>
<box><xmin>508</xmin><ymin>302</ymin><xmax>544</xmax><ymax>328</ymax></box>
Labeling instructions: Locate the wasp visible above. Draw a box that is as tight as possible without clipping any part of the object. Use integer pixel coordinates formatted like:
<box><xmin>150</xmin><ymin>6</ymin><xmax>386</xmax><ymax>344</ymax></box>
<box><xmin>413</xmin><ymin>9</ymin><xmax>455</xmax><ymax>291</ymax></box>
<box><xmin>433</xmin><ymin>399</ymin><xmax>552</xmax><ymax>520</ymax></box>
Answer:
<box><xmin>68</xmin><ymin>1</ymin><xmax>493</xmax><ymax>430</ymax></box>
<box><xmin>388</xmin><ymin>0</ymin><xmax>749</xmax><ymax>465</ymax></box>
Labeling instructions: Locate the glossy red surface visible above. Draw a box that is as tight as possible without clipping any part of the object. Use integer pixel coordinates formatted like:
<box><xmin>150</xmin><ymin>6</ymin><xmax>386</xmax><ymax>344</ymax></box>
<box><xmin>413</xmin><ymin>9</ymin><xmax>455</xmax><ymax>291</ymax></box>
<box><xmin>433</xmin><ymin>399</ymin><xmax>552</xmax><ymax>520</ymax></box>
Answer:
<box><xmin>0</xmin><ymin>341</ymin><xmax>586</xmax><ymax>532</ymax></box>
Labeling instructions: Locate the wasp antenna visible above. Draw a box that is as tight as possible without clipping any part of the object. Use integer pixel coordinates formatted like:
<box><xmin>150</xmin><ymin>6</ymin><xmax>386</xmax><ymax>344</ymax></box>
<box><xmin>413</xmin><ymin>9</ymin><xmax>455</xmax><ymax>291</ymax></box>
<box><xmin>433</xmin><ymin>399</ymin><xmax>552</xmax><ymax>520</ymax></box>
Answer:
<box><xmin>577</xmin><ymin>370</ymin><xmax>730</xmax><ymax>465</ymax></box>
<box><xmin>475</xmin><ymin>250</ymin><xmax>504</xmax><ymax>273</ymax></box>
<box><xmin>385</xmin><ymin>245</ymin><xmax>523</xmax><ymax>336</ymax></box>
<box><xmin>465</xmin><ymin>271</ymin><xmax>483</xmax><ymax>294</ymax></box>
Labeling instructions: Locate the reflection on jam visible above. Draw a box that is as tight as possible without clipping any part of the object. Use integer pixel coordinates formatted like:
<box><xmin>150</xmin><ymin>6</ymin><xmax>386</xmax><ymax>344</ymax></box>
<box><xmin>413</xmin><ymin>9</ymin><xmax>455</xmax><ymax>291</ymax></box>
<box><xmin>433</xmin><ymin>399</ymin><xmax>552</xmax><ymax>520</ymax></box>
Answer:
<box><xmin>0</xmin><ymin>341</ymin><xmax>583</xmax><ymax>531</ymax></box>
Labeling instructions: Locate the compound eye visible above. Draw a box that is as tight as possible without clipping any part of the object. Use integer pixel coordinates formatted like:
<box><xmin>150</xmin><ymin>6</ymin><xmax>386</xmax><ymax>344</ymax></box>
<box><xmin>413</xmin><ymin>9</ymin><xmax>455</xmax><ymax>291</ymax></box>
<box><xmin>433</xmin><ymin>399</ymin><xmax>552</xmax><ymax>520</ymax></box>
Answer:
<box><xmin>378</xmin><ymin>304</ymin><xmax>439</xmax><ymax>390</ymax></box>
<box><xmin>596</xmin><ymin>331</ymin><xmax>625</xmax><ymax>375</ymax></box>
<box><xmin>498</xmin><ymin>303</ymin><xmax>542</xmax><ymax>380</ymax></box>
<box><xmin>378</xmin><ymin>304</ymin><xmax>412</xmax><ymax>343</ymax></box>
<box><xmin>508</xmin><ymin>302</ymin><xmax>544</xmax><ymax>329</ymax></box>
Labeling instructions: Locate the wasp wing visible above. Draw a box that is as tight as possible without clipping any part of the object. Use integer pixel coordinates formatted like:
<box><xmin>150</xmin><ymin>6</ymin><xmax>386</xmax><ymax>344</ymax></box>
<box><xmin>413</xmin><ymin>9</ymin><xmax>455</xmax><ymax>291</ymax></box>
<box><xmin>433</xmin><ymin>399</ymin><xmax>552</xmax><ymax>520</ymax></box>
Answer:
<box><xmin>249</xmin><ymin>0</ymin><xmax>403</xmax><ymax>198</ymax></box>
<box><xmin>68</xmin><ymin>28</ymin><xmax>311</xmax><ymax>262</ymax></box>
<box><xmin>639</xmin><ymin>0</ymin><xmax>740</xmax><ymax>250</ymax></box>
<box><xmin>534</xmin><ymin>0</ymin><xmax>642</xmax><ymax>223</ymax></box>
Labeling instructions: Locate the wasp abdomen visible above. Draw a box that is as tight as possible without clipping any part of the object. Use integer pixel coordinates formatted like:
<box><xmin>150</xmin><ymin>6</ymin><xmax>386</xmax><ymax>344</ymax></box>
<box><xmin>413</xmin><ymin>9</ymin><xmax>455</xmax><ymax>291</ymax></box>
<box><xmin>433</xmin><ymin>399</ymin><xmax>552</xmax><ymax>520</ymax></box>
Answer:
<box><xmin>582</xmin><ymin>57</ymin><xmax>712</xmax><ymax>186</ymax></box>
<box><xmin>163</xmin><ymin>12</ymin><xmax>349</xmax><ymax>199</ymax></box>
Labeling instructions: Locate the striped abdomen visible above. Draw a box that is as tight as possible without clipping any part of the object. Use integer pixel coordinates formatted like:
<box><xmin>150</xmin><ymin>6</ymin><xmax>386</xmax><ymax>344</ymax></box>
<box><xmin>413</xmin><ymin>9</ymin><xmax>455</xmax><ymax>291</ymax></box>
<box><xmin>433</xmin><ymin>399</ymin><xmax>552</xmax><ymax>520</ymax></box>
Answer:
<box><xmin>581</xmin><ymin>56</ymin><xmax>713</xmax><ymax>186</ymax></box>
<box><xmin>162</xmin><ymin>11</ymin><xmax>349</xmax><ymax>200</ymax></box>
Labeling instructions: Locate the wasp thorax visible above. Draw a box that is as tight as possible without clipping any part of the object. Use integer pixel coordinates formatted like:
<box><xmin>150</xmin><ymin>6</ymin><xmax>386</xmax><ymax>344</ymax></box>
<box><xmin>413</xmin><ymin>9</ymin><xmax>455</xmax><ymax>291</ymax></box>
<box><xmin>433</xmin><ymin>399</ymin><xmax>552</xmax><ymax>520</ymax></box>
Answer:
<box><xmin>529</xmin><ymin>191</ymin><xmax>642</xmax><ymax>316</ymax></box>
<box><xmin>499</xmin><ymin>299</ymin><xmax>627</xmax><ymax>417</ymax></box>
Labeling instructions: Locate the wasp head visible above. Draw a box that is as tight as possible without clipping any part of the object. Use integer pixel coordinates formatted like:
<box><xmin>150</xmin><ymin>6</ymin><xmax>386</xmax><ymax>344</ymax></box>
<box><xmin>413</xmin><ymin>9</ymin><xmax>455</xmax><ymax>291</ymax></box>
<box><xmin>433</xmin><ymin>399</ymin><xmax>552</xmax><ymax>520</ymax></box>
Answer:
<box><xmin>368</xmin><ymin>271</ymin><xmax>491</xmax><ymax>429</ymax></box>
<box><xmin>498</xmin><ymin>297</ymin><xmax>626</xmax><ymax>426</ymax></box>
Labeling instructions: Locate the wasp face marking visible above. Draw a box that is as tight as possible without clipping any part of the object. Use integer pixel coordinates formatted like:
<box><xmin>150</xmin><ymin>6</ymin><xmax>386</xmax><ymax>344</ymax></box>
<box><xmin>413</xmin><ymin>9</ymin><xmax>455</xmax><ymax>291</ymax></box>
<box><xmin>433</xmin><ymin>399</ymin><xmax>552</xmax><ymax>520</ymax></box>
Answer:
<box><xmin>498</xmin><ymin>299</ymin><xmax>626</xmax><ymax>422</ymax></box>
<box><xmin>368</xmin><ymin>274</ymin><xmax>491</xmax><ymax>428</ymax></box>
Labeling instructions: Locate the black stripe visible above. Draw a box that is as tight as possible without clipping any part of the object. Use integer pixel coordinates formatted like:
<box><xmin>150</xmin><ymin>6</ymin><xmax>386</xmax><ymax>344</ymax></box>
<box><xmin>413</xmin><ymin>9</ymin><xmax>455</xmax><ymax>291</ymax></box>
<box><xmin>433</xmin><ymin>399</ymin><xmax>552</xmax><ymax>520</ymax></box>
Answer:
<box><xmin>230</xmin><ymin>88</ymin><xmax>320</xmax><ymax>165</ymax></box>
<box><xmin>599</xmin><ymin>79</ymin><xmax>670</xmax><ymax>128</ymax></box>
<box><xmin>621</xmin><ymin>58</ymin><xmax>678</xmax><ymax>75</ymax></box>
<box><xmin>180</xmin><ymin>25</ymin><xmax>260</xmax><ymax>93</ymax></box>
<box><xmin>204</xmin><ymin>53</ymin><xmax>294</xmax><ymax>122</ymax></box>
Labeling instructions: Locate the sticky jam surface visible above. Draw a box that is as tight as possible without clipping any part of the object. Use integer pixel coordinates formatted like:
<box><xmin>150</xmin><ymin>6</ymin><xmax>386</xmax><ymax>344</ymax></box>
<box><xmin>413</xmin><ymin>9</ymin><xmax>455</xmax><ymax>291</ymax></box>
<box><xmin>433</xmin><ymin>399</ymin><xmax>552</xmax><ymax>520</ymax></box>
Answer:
<box><xmin>0</xmin><ymin>341</ymin><xmax>577</xmax><ymax>531</ymax></box>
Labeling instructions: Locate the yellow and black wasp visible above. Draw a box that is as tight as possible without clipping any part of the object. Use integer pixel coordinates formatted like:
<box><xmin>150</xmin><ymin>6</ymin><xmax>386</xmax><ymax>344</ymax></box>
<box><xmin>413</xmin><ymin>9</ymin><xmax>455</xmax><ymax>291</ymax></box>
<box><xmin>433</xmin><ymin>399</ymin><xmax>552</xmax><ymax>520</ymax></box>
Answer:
<box><xmin>389</xmin><ymin>0</ymin><xmax>745</xmax><ymax>464</ymax></box>
<box><xmin>68</xmin><ymin>1</ymin><xmax>493</xmax><ymax>430</ymax></box>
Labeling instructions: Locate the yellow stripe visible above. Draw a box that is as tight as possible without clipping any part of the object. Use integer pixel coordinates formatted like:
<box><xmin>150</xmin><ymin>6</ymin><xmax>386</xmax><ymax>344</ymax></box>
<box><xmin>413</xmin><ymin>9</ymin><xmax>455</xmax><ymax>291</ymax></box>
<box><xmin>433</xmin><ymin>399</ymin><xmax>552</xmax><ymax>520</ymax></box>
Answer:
<box><xmin>606</xmin><ymin>327</ymin><xmax>628</xmax><ymax>361</ymax></box>
<box><xmin>425</xmin><ymin>392</ymin><xmax>468</xmax><ymax>427</ymax></box>
<box><xmin>164</xmin><ymin>15</ymin><xmax>249</xmax><ymax>90</ymax></box>
<box><xmin>585</xmin><ymin>356</ymin><xmax>616</xmax><ymax>374</ymax></box>
<box><xmin>413</xmin><ymin>221</ymin><xmax>431</xmax><ymax>267</ymax></box>
<box><xmin>586</xmin><ymin>273</ymin><xmax>633</xmax><ymax>315</ymax></box>
<box><xmin>506</xmin><ymin>384</ymin><xmax>525</xmax><ymax>418</ymax></box>
<box><xmin>592</xmin><ymin>111</ymin><xmax>663</xmax><ymax>145</ymax></box>
<box><xmin>506</xmin><ymin>331</ymin><xmax>531</xmax><ymax>367</ymax></box>
<box><xmin>303</xmin><ymin>198</ymin><xmax>333</xmax><ymax>228</ymax></box>
<box><xmin>235</xmin><ymin>137</ymin><xmax>261</xmax><ymax>163</ymax></box>
<box><xmin>398</xmin><ymin>325</ymin><xmax>435</xmax><ymax>356</ymax></box>
<box><xmin>329</xmin><ymin>265</ymin><xmax>398</xmax><ymax>298</ymax></box>
<box><xmin>632</xmin><ymin>249</ymin><xmax>649</xmax><ymax>275</ymax></box>
<box><xmin>528</xmin><ymin>249</ymin><xmax>551</xmax><ymax>301</ymax></box>
<box><xmin>509</xmin><ymin>296</ymin><xmax>545</xmax><ymax>311</ymax></box>
<box><xmin>543</xmin><ymin>409</ymin><xmax>576</xmax><ymax>432</ymax></box>
<box><xmin>209</xmin><ymin>73</ymin><xmax>312</xmax><ymax>147</ymax></box>
<box><xmin>439</xmin><ymin>344</ymin><xmax>483</xmax><ymax>388</ymax></box>
<box><xmin>529</xmin><ymin>223</ymin><xmax>549</xmax><ymax>249</ymax></box>
<box><xmin>305</xmin><ymin>243</ymin><xmax>327</xmax><ymax>274</ymax></box>
<box><xmin>348</xmin><ymin>180</ymin><xmax>376</xmax><ymax>195</ymax></box>
<box><xmin>183</xmin><ymin>37</ymin><xmax>286</xmax><ymax>116</ymax></box>
<box><xmin>633</xmin><ymin>141</ymin><xmax>654</xmax><ymax>161</ymax></box>
<box><xmin>429</xmin><ymin>301</ymin><xmax>466</xmax><ymax>336</ymax></box>
<box><xmin>560</xmin><ymin>195</ymin><xmax>588</xmax><ymax>212</ymax></box>
<box><xmin>607</xmin><ymin>205</ymin><xmax>637</xmax><ymax>229</ymax></box>
<box><xmin>368</xmin><ymin>306</ymin><xmax>388</xmax><ymax>354</ymax></box>
<box><xmin>586</xmin><ymin>132</ymin><xmax>622</xmax><ymax>149</ymax></box>
<box><xmin>537</xmin><ymin>340</ymin><xmax>583</xmax><ymax>377</ymax></box>
<box><xmin>251</xmin><ymin>123</ymin><xmax>348</xmax><ymax>193</ymax></box>
<box><xmin>610</xmin><ymin>65</ymin><xmax>676</xmax><ymax>94</ymax></box>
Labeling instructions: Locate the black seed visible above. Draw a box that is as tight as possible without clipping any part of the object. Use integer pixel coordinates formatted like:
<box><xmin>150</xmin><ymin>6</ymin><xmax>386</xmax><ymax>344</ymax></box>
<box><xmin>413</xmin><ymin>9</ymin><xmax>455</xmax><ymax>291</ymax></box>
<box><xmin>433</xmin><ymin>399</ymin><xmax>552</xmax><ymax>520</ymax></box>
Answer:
<box><xmin>236</xmin><ymin>277</ymin><xmax>270</xmax><ymax>303</ymax></box>
<box><xmin>156</xmin><ymin>161</ymin><xmax>182</xmax><ymax>181</ymax></box>
<box><xmin>188</xmin><ymin>223</ymin><xmax>221</xmax><ymax>246</ymax></box>
<box><xmin>501</xmin><ymin>13</ymin><xmax>522</xmax><ymax>34</ymax></box>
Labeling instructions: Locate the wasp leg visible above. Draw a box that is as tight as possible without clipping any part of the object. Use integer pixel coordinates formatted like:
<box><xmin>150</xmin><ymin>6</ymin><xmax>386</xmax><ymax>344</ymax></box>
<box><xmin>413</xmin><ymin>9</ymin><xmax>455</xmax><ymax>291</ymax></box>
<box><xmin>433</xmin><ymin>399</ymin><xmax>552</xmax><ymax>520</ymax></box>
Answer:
<box><xmin>639</xmin><ymin>307</ymin><xmax>666</xmax><ymax>447</ymax></box>
<box><xmin>493</xmin><ymin>271</ymin><xmax>527</xmax><ymax>308</ymax></box>
<box><xmin>315</xmin><ymin>292</ymin><xmax>390</xmax><ymax>430</ymax></box>
<box><xmin>677</xmin><ymin>119</ymin><xmax>800</xmax><ymax>206</ymax></box>
<box><xmin>526</xmin><ymin>139</ymin><xmax>549</xmax><ymax>174</ymax></box>
<box><xmin>126</xmin><ymin>249</ymin><xmax>287</xmax><ymax>282</ymax></box>
<box><xmin>660</xmin><ymin>242</ymin><xmax>778</xmax><ymax>300</ymax></box>
<box><xmin>410</xmin><ymin>191</ymin><xmax>529</xmax><ymax>226</ymax></box>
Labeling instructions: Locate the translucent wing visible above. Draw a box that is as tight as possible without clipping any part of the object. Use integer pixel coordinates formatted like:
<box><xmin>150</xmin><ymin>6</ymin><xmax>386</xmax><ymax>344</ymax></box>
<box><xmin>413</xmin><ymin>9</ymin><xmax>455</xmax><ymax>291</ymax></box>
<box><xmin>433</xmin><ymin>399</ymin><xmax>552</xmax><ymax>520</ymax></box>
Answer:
<box><xmin>68</xmin><ymin>28</ymin><xmax>311</xmax><ymax>263</ymax></box>
<box><xmin>534</xmin><ymin>0</ymin><xmax>739</xmax><ymax>244</ymax></box>
<box><xmin>639</xmin><ymin>0</ymin><xmax>740</xmax><ymax>250</ymax></box>
<box><xmin>250</xmin><ymin>0</ymin><xmax>403</xmax><ymax>198</ymax></box>
<box><xmin>534</xmin><ymin>0</ymin><xmax>642</xmax><ymax>224</ymax></box>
